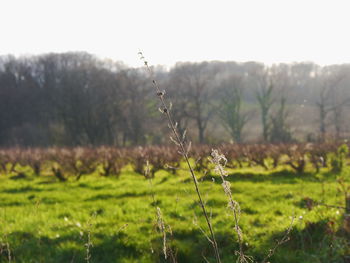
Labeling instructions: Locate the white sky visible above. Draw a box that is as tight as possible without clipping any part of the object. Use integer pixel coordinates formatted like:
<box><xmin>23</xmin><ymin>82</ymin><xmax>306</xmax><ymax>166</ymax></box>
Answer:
<box><xmin>0</xmin><ymin>0</ymin><xmax>349</xmax><ymax>67</ymax></box>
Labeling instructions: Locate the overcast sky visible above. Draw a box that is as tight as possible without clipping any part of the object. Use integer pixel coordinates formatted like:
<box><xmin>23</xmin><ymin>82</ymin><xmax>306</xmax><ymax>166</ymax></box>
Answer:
<box><xmin>1</xmin><ymin>0</ymin><xmax>349</xmax><ymax>67</ymax></box>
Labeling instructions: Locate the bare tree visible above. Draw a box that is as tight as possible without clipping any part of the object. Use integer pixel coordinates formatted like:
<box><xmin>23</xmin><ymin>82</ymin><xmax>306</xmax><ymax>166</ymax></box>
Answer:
<box><xmin>1</xmin><ymin>53</ymin><xmax>350</xmax><ymax>147</ymax></box>
<box><xmin>313</xmin><ymin>66</ymin><xmax>348</xmax><ymax>141</ymax></box>
<box><xmin>268</xmin><ymin>64</ymin><xmax>295</xmax><ymax>142</ymax></box>
<box><xmin>269</xmin><ymin>97</ymin><xmax>293</xmax><ymax>142</ymax></box>
<box><xmin>251</xmin><ymin>66</ymin><xmax>274</xmax><ymax>141</ymax></box>
<box><xmin>169</xmin><ymin>62</ymin><xmax>216</xmax><ymax>143</ymax></box>
<box><xmin>217</xmin><ymin>75</ymin><xmax>249</xmax><ymax>142</ymax></box>
<box><xmin>166</xmin><ymin>68</ymin><xmax>192</xmax><ymax>136</ymax></box>
<box><xmin>117</xmin><ymin>68</ymin><xmax>152</xmax><ymax>145</ymax></box>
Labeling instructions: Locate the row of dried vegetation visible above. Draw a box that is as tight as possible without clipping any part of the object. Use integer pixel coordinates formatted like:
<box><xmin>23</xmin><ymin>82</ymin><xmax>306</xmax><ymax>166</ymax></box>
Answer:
<box><xmin>0</xmin><ymin>143</ymin><xmax>346</xmax><ymax>181</ymax></box>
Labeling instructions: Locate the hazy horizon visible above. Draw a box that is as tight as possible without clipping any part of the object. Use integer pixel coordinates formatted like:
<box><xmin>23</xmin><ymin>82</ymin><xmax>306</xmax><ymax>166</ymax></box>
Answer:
<box><xmin>2</xmin><ymin>50</ymin><xmax>350</xmax><ymax>70</ymax></box>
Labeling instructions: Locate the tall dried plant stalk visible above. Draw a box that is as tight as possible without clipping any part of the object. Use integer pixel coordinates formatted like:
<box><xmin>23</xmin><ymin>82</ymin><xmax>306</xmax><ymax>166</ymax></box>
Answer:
<box><xmin>0</xmin><ymin>219</ymin><xmax>12</xmax><ymax>263</ymax></box>
<box><xmin>261</xmin><ymin>216</ymin><xmax>294</xmax><ymax>263</ymax></box>
<box><xmin>156</xmin><ymin>207</ymin><xmax>168</xmax><ymax>259</ymax></box>
<box><xmin>144</xmin><ymin>161</ymin><xmax>177</xmax><ymax>262</ymax></box>
<box><xmin>211</xmin><ymin>149</ymin><xmax>294</xmax><ymax>263</ymax></box>
<box><xmin>139</xmin><ymin>52</ymin><xmax>221</xmax><ymax>263</ymax></box>
<box><xmin>85</xmin><ymin>222</ymin><xmax>93</xmax><ymax>263</ymax></box>
<box><xmin>210</xmin><ymin>149</ymin><xmax>252</xmax><ymax>263</ymax></box>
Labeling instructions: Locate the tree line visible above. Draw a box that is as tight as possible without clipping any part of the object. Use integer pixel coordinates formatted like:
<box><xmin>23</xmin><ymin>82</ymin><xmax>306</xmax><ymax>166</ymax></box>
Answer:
<box><xmin>0</xmin><ymin>51</ymin><xmax>350</xmax><ymax>146</ymax></box>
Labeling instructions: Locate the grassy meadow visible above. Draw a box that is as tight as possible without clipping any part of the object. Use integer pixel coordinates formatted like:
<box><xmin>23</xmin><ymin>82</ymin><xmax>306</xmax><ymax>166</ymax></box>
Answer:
<box><xmin>0</xmin><ymin>161</ymin><xmax>348</xmax><ymax>263</ymax></box>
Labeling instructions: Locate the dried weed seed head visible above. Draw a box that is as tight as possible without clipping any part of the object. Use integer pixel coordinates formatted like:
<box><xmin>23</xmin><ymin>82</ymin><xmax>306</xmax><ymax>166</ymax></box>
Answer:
<box><xmin>210</xmin><ymin>149</ymin><xmax>248</xmax><ymax>262</ymax></box>
<box><xmin>211</xmin><ymin>149</ymin><xmax>228</xmax><ymax>177</ymax></box>
<box><xmin>156</xmin><ymin>207</ymin><xmax>167</xmax><ymax>260</ymax></box>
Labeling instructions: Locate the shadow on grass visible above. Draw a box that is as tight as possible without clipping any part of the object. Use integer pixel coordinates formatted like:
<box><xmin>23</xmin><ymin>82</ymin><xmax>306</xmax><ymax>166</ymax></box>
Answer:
<box><xmin>266</xmin><ymin>218</ymin><xmax>349</xmax><ymax>263</ymax></box>
<box><xmin>3</xmin><ymin>229</ymin><xmax>226</xmax><ymax>263</ymax></box>
<box><xmin>3</xmin><ymin>231</ymin><xmax>144</xmax><ymax>263</ymax></box>
<box><xmin>0</xmin><ymin>201</ymin><xmax>24</xmax><ymax>207</ymax></box>
<box><xmin>75</xmin><ymin>182</ymin><xmax>113</xmax><ymax>191</ymax></box>
<box><xmin>3</xmin><ymin>223</ymin><xmax>344</xmax><ymax>263</ymax></box>
<box><xmin>84</xmin><ymin>194</ymin><xmax>115</xmax><ymax>201</ymax></box>
<box><xmin>3</xmin><ymin>186</ymin><xmax>49</xmax><ymax>194</ymax></box>
<box><xmin>0</xmin><ymin>196</ymin><xmax>63</xmax><ymax>207</ymax></box>
<box><xmin>198</xmin><ymin>169</ymin><xmax>334</xmax><ymax>185</ymax></box>
<box><xmin>84</xmin><ymin>191</ymin><xmax>148</xmax><ymax>202</ymax></box>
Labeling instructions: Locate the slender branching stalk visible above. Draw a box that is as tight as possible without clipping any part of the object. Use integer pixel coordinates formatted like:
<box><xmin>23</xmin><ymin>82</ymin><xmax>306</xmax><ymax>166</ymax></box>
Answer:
<box><xmin>144</xmin><ymin>161</ymin><xmax>177</xmax><ymax>262</ymax></box>
<box><xmin>1</xmin><ymin>237</ymin><xmax>12</xmax><ymax>263</ymax></box>
<box><xmin>139</xmin><ymin>52</ymin><xmax>221</xmax><ymax>263</ymax></box>
<box><xmin>261</xmin><ymin>216</ymin><xmax>295</xmax><ymax>263</ymax></box>
<box><xmin>211</xmin><ymin>149</ymin><xmax>295</xmax><ymax>263</ymax></box>
<box><xmin>156</xmin><ymin>207</ymin><xmax>168</xmax><ymax>260</ymax></box>
<box><xmin>6</xmin><ymin>241</ymin><xmax>11</xmax><ymax>263</ymax></box>
<box><xmin>210</xmin><ymin>149</ymin><xmax>252</xmax><ymax>263</ymax></box>
<box><xmin>0</xmin><ymin>218</ymin><xmax>12</xmax><ymax>263</ymax></box>
<box><xmin>85</xmin><ymin>229</ymin><xmax>92</xmax><ymax>263</ymax></box>
<box><xmin>84</xmin><ymin>216</ymin><xmax>94</xmax><ymax>263</ymax></box>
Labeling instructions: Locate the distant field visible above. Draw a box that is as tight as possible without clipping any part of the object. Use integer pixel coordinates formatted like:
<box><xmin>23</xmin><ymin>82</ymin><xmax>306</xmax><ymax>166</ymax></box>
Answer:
<box><xmin>0</xmin><ymin>163</ymin><xmax>347</xmax><ymax>263</ymax></box>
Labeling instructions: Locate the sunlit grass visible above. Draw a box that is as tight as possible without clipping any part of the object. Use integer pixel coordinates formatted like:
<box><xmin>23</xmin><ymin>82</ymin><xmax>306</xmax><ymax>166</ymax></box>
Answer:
<box><xmin>0</xmin><ymin>165</ymin><xmax>346</xmax><ymax>262</ymax></box>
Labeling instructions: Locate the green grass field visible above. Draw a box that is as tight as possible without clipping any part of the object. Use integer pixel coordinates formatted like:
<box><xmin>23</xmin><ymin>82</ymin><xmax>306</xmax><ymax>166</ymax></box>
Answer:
<box><xmin>0</xmin><ymin>164</ymin><xmax>348</xmax><ymax>263</ymax></box>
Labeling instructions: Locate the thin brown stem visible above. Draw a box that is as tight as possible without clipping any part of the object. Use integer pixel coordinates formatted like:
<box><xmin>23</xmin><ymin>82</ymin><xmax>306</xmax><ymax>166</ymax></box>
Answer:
<box><xmin>139</xmin><ymin>52</ymin><xmax>221</xmax><ymax>263</ymax></box>
<box><xmin>261</xmin><ymin>216</ymin><xmax>295</xmax><ymax>263</ymax></box>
